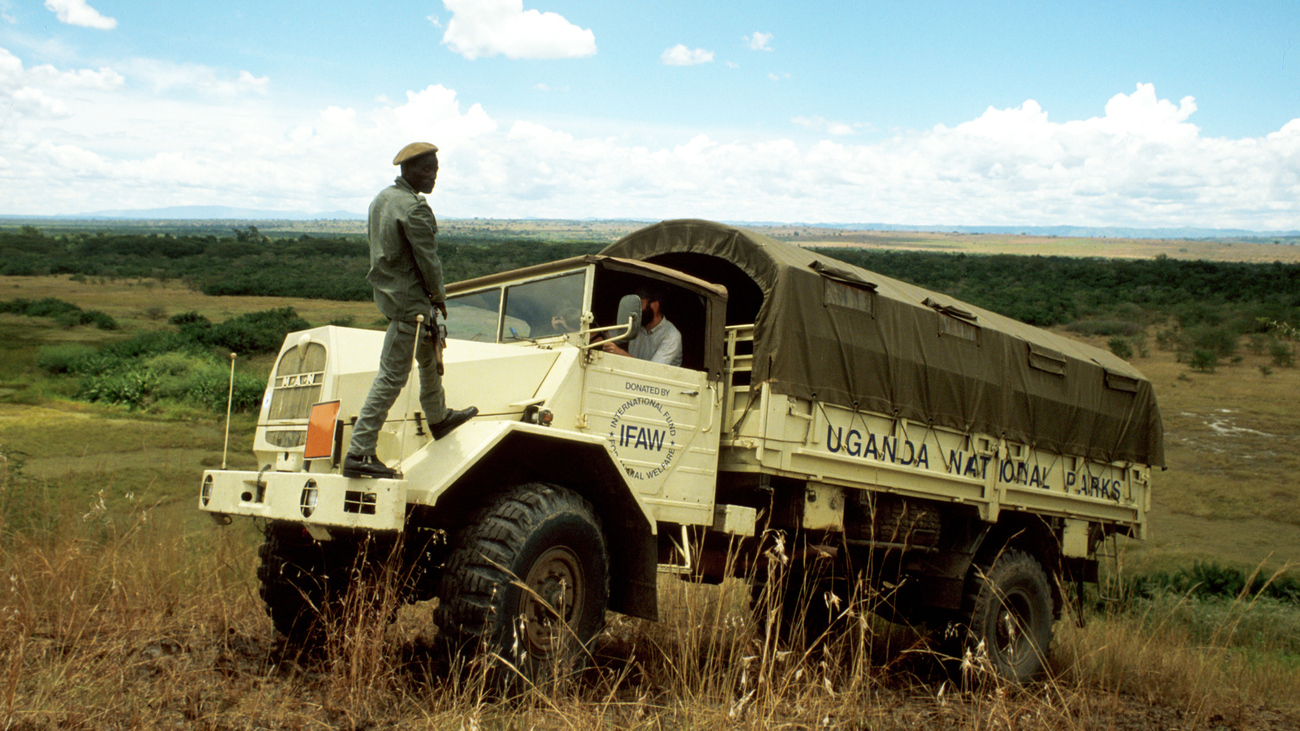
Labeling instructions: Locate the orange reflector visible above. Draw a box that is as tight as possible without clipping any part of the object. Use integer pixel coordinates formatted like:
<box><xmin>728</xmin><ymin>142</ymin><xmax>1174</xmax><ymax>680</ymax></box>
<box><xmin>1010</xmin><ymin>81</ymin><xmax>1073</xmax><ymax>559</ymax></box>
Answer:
<box><xmin>305</xmin><ymin>400</ymin><xmax>341</xmax><ymax>460</ymax></box>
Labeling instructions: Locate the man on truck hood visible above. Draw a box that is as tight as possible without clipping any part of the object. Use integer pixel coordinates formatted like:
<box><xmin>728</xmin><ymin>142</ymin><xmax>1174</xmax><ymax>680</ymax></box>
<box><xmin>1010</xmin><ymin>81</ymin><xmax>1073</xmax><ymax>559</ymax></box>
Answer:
<box><xmin>342</xmin><ymin>142</ymin><xmax>477</xmax><ymax>479</ymax></box>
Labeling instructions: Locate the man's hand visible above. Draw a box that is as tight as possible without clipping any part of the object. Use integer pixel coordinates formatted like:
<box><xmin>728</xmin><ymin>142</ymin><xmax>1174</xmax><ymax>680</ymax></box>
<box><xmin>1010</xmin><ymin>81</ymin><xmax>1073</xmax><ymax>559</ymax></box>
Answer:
<box><xmin>434</xmin><ymin>301</ymin><xmax>447</xmax><ymax>319</ymax></box>
<box><xmin>602</xmin><ymin>340</ymin><xmax>630</xmax><ymax>357</ymax></box>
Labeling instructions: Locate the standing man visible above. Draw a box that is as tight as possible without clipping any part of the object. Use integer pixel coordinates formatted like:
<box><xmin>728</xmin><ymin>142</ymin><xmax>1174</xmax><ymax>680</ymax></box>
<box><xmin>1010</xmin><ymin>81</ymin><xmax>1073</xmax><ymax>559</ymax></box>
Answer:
<box><xmin>600</xmin><ymin>287</ymin><xmax>683</xmax><ymax>367</ymax></box>
<box><xmin>342</xmin><ymin>142</ymin><xmax>478</xmax><ymax>479</ymax></box>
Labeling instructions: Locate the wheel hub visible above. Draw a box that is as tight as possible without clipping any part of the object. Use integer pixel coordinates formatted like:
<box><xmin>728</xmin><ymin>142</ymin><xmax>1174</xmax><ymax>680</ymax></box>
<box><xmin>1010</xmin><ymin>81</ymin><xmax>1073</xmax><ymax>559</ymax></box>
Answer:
<box><xmin>520</xmin><ymin>546</ymin><xmax>584</xmax><ymax>656</ymax></box>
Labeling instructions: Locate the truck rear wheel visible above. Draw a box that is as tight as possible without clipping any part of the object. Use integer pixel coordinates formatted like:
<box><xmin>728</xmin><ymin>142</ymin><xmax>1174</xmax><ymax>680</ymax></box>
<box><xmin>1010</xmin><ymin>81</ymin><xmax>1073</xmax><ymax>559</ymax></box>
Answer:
<box><xmin>965</xmin><ymin>549</ymin><xmax>1053</xmax><ymax>682</ymax></box>
<box><xmin>435</xmin><ymin>483</ymin><xmax>609</xmax><ymax>683</ymax></box>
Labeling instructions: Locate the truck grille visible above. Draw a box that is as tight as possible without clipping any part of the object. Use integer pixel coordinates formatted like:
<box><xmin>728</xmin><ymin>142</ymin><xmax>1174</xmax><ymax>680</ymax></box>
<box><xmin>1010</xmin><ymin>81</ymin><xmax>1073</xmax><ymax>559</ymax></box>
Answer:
<box><xmin>266</xmin><ymin>341</ymin><xmax>326</xmax><ymax>447</ymax></box>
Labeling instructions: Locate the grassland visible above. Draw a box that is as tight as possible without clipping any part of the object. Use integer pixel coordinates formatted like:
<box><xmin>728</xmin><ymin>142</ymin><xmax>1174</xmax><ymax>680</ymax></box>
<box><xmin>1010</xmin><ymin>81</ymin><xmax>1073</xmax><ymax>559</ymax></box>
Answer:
<box><xmin>0</xmin><ymin>253</ymin><xmax>1298</xmax><ymax>727</ymax></box>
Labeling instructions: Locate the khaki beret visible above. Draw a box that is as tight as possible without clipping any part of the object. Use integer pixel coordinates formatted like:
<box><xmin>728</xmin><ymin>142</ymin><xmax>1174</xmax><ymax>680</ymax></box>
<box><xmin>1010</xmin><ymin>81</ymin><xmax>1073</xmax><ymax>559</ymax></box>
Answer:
<box><xmin>392</xmin><ymin>142</ymin><xmax>439</xmax><ymax>165</ymax></box>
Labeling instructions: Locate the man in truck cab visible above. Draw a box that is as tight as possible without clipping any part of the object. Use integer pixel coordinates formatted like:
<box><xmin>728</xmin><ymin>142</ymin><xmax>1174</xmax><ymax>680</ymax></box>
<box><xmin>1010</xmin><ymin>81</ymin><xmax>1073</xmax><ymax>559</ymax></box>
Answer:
<box><xmin>342</xmin><ymin>142</ymin><xmax>478</xmax><ymax>480</ymax></box>
<box><xmin>600</xmin><ymin>287</ymin><xmax>683</xmax><ymax>367</ymax></box>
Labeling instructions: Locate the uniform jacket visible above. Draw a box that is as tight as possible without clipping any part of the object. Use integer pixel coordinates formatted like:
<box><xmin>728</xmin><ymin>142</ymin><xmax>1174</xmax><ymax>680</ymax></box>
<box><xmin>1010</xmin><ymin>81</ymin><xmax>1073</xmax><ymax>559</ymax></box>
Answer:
<box><xmin>366</xmin><ymin>176</ymin><xmax>444</xmax><ymax>322</ymax></box>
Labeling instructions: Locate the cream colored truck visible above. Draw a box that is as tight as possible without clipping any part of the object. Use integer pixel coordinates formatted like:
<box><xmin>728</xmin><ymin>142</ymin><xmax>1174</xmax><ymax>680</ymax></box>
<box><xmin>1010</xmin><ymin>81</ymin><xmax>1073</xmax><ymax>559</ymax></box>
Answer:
<box><xmin>199</xmin><ymin>219</ymin><xmax>1162</xmax><ymax>682</ymax></box>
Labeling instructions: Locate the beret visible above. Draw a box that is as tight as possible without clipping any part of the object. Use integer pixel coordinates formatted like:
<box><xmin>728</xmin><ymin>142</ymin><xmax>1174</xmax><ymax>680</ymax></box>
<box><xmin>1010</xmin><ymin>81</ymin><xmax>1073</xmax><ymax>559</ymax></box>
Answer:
<box><xmin>392</xmin><ymin>142</ymin><xmax>439</xmax><ymax>165</ymax></box>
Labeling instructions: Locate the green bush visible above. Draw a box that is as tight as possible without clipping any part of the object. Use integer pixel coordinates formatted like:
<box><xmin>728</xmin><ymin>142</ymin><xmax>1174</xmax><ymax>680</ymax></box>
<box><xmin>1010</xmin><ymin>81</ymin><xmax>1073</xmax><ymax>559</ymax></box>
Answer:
<box><xmin>0</xmin><ymin>297</ymin><xmax>117</xmax><ymax>330</ymax></box>
<box><xmin>1190</xmin><ymin>349</ymin><xmax>1218</xmax><ymax>372</ymax></box>
<box><xmin>74</xmin><ymin>356</ymin><xmax>267</xmax><ymax>413</ymax></box>
<box><xmin>44</xmin><ymin>308</ymin><xmax>297</xmax><ymax>414</ymax></box>
<box><xmin>81</xmin><ymin>310</ymin><xmax>118</xmax><ymax>330</ymax></box>
<box><xmin>1270</xmin><ymin>340</ymin><xmax>1295</xmax><ymax>367</ymax></box>
<box><xmin>36</xmin><ymin>344</ymin><xmax>99</xmax><ymax>374</ymax></box>
<box><xmin>169</xmin><ymin>311</ymin><xmax>209</xmax><ymax>327</ymax></box>
<box><xmin>1107</xmin><ymin>337</ymin><xmax>1134</xmax><ymax>359</ymax></box>
<box><xmin>183</xmin><ymin>365</ymin><xmax>266</xmax><ymax>412</ymax></box>
<box><xmin>1187</xmin><ymin>324</ymin><xmax>1239</xmax><ymax>358</ymax></box>
<box><xmin>195</xmin><ymin>307</ymin><xmax>309</xmax><ymax>355</ymax></box>
<box><xmin>1155</xmin><ymin>328</ymin><xmax>1182</xmax><ymax>351</ymax></box>
<box><xmin>77</xmin><ymin>369</ymin><xmax>158</xmax><ymax>410</ymax></box>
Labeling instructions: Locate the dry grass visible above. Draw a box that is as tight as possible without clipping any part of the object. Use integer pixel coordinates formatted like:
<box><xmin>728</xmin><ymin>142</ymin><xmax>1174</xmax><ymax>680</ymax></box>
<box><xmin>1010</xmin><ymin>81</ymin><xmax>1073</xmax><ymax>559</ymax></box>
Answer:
<box><xmin>3</xmin><ymin>495</ymin><xmax>1300</xmax><ymax>730</ymax></box>
<box><xmin>1</xmin><ymin>271</ymin><xmax>1299</xmax><ymax>727</ymax></box>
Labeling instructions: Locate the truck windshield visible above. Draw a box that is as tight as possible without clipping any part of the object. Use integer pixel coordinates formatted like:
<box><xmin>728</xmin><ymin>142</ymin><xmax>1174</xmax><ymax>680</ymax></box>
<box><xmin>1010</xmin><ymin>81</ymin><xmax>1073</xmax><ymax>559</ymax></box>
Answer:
<box><xmin>444</xmin><ymin>270</ymin><xmax>586</xmax><ymax>343</ymax></box>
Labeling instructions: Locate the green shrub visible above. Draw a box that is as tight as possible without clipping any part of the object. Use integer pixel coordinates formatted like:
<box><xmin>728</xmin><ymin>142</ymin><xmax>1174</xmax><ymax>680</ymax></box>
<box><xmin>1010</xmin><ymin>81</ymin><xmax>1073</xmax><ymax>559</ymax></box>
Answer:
<box><xmin>1190</xmin><ymin>349</ymin><xmax>1218</xmax><ymax>372</ymax></box>
<box><xmin>77</xmin><ymin>369</ymin><xmax>158</xmax><ymax>410</ymax></box>
<box><xmin>195</xmin><ymin>307</ymin><xmax>309</xmax><ymax>355</ymax></box>
<box><xmin>169</xmin><ymin>311</ymin><xmax>209</xmax><ymax>326</ymax></box>
<box><xmin>183</xmin><ymin>365</ymin><xmax>266</xmax><ymax>412</ymax></box>
<box><xmin>0</xmin><ymin>297</ymin><xmax>116</xmax><ymax>330</ymax></box>
<box><xmin>39</xmin><ymin>307</ymin><xmax>294</xmax><ymax>415</ymax></box>
<box><xmin>81</xmin><ymin>310</ymin><xmax>118</xmax><ymax>330</ymax></box>
<box><xmin>1107</xmin><ymin>337</ymin><xmax>1134</xmax><ymax>359</ymax></box>
<box><xmin>144</xmin><ymin>351</ymin><xmax>207</xmax><ymax>378</ymax></box>
<box><xmin>36</xmin><ymin>344</ymin><xmax>99</xmax><ymax>374</ymax></box>
<box><xmin>1187</xmin><ymin>324</ymin><xmax>1239</xmax><ymax>358</ymax></box>
<box><xmin>1270</xmin><ymin>340</ymin><xmax>1295</xmax><ymax>367</ymax></box>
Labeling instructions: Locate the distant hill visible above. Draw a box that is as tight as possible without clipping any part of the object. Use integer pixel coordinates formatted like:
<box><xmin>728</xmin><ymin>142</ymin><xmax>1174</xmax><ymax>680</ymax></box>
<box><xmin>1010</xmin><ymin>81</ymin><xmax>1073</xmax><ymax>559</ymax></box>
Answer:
<box><xmin>2</xmin><ymin>208</ymin><xmax>1297</xmax><ymax>240</ymax></box>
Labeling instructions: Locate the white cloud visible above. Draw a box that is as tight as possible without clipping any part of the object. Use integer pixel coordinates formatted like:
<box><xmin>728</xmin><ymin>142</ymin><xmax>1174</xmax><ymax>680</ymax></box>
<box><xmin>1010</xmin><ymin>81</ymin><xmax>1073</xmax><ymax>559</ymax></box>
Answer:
<box><xmin>27</xmin><ymin>63</ymin><xmax>124</xmax><ymax>90</ymax></box>
<box><xmin>11</xmin><ymin>86</ymin><xmax>68</xmax><ymax>116</ymax></box>
<box><xmin>0</xmin><ymin>66</ymin><xmax>1296</xmax><ymax>231</ymax></box>
<box><xmin>745</xmin><ymin>32</ymin><xmax>773</xmax><ymax>51</ymax></box>
<box><xmin>662</xmin><ymin>44</ymin><xmax>713</xmax><ymax>66</ymax></box>
<box><xmin>44</xmin><ymin>0</ymin><xmax>116</xmax><ymax>30</ymax></box>
<box><xmin>123</xmin><ymin>58</ymin><xmax>268</xmax><ymax>96</ymax></box>
<box><xmin>0</xmin><ymin>48</ymin><xmax>121</xmax><ymax>120</ymax></box>
<box><xmin>767</xmin><ymin>72</ymin><xmax>791</xmax><ymax>81</ymax></box>
<box><xmin>441</xmin><ymin>0</ymin><xmax>596</xmax><ymax>60</ymax></box>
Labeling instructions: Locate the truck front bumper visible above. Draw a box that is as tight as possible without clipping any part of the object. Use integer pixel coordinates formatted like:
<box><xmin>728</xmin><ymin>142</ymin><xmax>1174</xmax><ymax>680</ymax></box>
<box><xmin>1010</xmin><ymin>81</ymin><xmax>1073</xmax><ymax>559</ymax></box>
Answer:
<box><xmin>199</xmin><ymin>469</ymin><xmax>407</xmax><ymax>532</ymax></box>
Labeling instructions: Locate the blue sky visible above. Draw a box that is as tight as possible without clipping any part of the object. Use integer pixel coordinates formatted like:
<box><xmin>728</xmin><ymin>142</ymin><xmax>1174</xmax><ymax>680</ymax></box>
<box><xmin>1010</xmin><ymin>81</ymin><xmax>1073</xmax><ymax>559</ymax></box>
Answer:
<box><xmin>1</xmin><ymin>0</ymin><xmax>1297</xmax><ymax>229</ymax></box>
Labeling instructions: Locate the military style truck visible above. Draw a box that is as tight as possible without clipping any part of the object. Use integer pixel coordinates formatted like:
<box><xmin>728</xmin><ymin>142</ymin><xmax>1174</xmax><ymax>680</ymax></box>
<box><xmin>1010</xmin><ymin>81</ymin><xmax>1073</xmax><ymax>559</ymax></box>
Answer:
<box><xmin>199</xmin><ymin>219</ymin><xmax>1163</xmax><ymax>682</ymax></box>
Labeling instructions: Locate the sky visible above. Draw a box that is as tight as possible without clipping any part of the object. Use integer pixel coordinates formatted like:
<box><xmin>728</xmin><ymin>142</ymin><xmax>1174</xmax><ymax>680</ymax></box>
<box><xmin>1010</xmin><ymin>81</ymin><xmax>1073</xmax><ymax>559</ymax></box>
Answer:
<box><xmin>1</xmin><ymin>0</ymin><xmax>1298</xmax><ymax>230</ymax></box>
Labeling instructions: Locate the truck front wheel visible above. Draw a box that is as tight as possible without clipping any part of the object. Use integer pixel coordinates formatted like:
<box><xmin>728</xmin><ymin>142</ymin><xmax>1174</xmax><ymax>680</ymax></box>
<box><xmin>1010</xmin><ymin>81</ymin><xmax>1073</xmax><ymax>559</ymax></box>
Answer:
<box><xmin>965</xmin><ymin>549</ymin><xmax>1053</xmax><ymax>682</ymax></box>
<box><xmin>257</xmin><ymin>524</ymin><xmax>341</xmax><ymax>640</ymax></box>
<box><xmin>435</xmin><ymin>483</ymin><xmax>609</xmax><ymax>682</ymax></box>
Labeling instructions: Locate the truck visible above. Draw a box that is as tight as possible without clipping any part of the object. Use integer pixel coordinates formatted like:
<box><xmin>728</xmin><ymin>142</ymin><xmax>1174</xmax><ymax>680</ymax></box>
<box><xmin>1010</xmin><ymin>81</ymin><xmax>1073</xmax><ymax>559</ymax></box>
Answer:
<box><xmin>199</xmin><ymin>219</ymin><xmax>1163</xmax><ymax>683</ymax></box>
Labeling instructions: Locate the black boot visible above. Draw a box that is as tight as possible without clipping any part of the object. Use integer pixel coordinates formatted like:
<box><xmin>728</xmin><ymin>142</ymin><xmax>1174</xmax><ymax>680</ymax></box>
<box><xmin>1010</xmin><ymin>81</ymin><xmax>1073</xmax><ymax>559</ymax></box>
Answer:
<box><xmin>342</xmin><ymin>453</ymin><xmax>398</xmax><ymax>479</ymax></box>
<box><xmin>430</xmin><ymin>406</ymin><xmax>479</xmax><ymax>440</ymax></box>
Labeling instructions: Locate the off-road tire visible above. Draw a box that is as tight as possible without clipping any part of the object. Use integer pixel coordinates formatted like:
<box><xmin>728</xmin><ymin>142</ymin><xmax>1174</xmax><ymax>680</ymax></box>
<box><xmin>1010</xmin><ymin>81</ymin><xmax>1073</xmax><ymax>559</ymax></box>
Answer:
<box><xmin>257</xmin><ymin>524</ymin><xmax>360</xmax><ymax>641</ymax></box>
<box><xmin>964</xmin><ymin>549</ymin><xmax>1053</xmax><ymax>683</ymax></box>
<box><xmin>434</xmin><ymin>483</ymin><xmax>609</xmax><ymax>683</ymax></box>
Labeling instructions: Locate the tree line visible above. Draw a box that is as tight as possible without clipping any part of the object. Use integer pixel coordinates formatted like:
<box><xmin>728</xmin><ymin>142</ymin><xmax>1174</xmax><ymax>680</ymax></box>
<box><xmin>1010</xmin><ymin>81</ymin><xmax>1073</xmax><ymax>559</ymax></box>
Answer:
<box><xmin>4</xmin><ymin>225</ymin><xmax>1298</xmax><ymax>344</ymax></box>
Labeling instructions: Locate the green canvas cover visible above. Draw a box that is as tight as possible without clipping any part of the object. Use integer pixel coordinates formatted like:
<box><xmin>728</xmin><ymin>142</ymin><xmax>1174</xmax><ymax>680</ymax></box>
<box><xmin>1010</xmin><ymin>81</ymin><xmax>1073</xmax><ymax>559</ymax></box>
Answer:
<box><xmin>601</xmin><ymin>219</ymin><xmax>1164</xmax><ymax>468</ymax></box>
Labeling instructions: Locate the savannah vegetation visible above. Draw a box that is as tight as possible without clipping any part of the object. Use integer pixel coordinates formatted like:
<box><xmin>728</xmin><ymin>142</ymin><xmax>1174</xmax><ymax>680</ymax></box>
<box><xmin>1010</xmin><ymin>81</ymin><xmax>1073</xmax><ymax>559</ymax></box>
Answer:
<box><xmin>0</xmin><ymin>222</ymin><xmax>1298</xmax><ymax>727</ymax></box>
